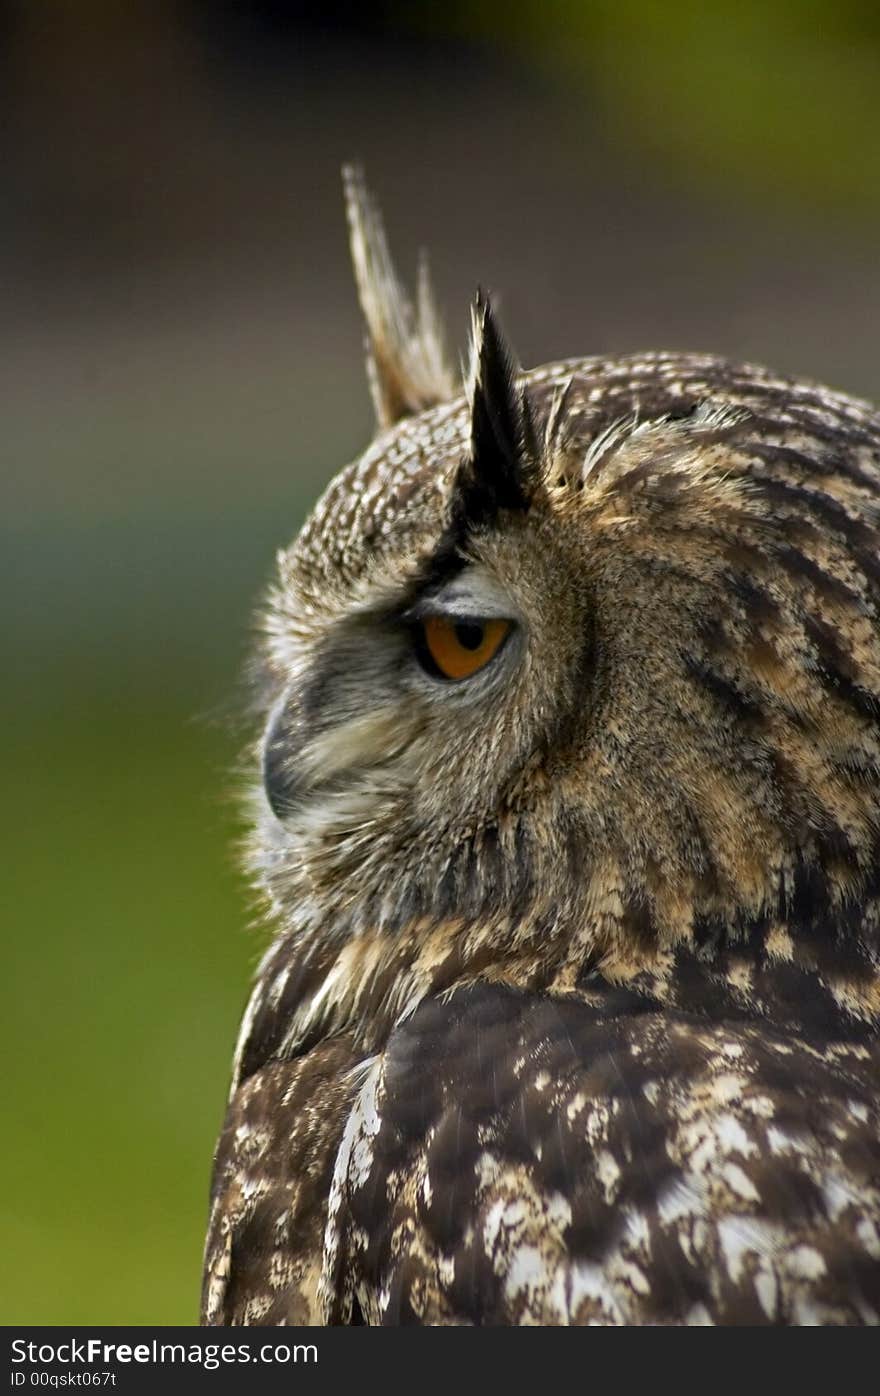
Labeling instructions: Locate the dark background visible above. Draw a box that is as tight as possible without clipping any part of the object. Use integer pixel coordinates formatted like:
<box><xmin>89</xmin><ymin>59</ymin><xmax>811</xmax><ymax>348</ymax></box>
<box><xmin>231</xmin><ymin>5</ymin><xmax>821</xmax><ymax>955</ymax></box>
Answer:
<box><xmin>4</xmin><ymin>1</ymin><xmax>879</xmax><ymax>1323</ymax></box>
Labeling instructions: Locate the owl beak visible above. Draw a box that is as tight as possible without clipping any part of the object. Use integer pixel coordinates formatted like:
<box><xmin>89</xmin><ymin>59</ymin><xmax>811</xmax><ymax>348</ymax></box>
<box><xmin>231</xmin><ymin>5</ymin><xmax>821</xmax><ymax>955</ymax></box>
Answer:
<box><xmin>261</xmin><ymin>692</ymin><xmax>302</xmax><ymax>821</ymax></box>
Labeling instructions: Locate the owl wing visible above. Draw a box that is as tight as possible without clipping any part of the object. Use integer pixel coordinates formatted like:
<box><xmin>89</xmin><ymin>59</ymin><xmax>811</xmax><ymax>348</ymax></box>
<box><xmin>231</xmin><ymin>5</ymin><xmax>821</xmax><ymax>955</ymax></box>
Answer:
<box><xmin>322</xmin><ymin>980</ymin><xmax>880</xmax><ymax>1325</ymax></box>
<box><xmin>201</xmin><ymin>1035</ymin><xmax>362</xmax><ymax>1325</ymax></box>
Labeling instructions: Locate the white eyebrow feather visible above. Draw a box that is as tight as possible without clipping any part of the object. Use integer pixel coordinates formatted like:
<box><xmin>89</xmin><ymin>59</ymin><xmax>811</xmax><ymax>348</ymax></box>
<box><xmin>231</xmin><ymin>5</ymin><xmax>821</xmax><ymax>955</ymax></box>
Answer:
<box><xmin>414</xmin><ymin>565</ymin><xmax>519</xmax><ymax>620</ymax></box>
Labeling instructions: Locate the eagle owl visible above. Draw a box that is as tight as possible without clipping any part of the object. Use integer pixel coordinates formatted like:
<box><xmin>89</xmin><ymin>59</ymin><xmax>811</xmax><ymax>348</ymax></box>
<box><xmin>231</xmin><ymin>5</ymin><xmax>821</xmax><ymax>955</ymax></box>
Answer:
<box><xmin>202</xmin><ymin>169</ymin><xmax>880</xmax><ymax>1326</ymax></box>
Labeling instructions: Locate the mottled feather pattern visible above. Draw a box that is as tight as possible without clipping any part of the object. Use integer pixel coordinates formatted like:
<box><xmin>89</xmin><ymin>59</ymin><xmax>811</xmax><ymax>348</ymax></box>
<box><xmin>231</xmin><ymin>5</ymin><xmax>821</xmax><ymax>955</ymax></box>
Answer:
<box><xmin>202</xmin><ymin>177</ymin><xmax>880</xmax><ymax>1326</ymax></box>
<box><xmin>202</xmin><ymin>1035</ymin><xmax>363</xmax><ymax>1325</ymax></box>
<box><xmin>322</xmin><ymin>983</ymin><xmax>879</xmax><ymax>1325</ymax></box>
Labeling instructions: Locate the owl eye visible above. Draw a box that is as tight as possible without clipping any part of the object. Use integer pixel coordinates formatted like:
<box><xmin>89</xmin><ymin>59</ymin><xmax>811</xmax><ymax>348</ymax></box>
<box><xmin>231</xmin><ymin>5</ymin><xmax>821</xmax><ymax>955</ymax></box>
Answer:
<box><xmin>415</xmin><ymin>615</ymin><xmax>513</xmax><ymax>681</ymax></box>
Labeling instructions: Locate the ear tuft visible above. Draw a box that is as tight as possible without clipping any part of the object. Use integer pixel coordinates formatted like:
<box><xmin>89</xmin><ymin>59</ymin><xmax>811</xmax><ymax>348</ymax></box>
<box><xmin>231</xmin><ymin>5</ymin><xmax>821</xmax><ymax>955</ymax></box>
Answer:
<box><xmin>458</xmin><ymin>291</ymin><xmax>537</xmax><ymax>524</ymax></box>
<box><xmin>343</xmin><ymin>165</ymin><xmax>457</xmax><ymax>430</ymax></box>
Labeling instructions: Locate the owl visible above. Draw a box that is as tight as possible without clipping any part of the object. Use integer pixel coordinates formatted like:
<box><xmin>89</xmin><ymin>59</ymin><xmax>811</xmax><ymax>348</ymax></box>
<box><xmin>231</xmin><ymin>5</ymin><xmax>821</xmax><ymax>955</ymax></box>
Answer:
<box><xmin>201</xmin><ymin>169</ymin><xmax>880</xmax><ymax>1326</ymax></box>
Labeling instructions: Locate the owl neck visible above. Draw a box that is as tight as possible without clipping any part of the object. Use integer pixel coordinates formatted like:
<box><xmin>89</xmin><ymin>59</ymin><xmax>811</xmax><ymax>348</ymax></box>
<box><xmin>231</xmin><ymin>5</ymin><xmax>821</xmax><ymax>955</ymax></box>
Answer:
<box><xmin>232</xmin><ymin>864</ymin><xmax>879</xmax><ymax>1093</ymax></box>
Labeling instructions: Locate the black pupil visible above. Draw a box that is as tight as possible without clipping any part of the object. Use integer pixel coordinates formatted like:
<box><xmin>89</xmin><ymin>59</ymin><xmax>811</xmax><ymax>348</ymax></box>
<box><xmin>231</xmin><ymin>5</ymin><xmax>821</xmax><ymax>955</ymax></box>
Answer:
<box><xmin>454</xmin><ymin>621</ymin><xmax>485</xmax><ymax>651</ymax></box>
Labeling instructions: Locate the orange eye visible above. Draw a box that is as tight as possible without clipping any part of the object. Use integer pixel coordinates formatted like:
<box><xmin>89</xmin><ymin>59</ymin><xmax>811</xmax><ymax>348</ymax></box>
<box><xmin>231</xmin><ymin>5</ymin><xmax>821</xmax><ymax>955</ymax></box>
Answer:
<box><xmin>418</xmin><ymin>615</ymin><xmax>513</xmax><ymax>681</ymax></box>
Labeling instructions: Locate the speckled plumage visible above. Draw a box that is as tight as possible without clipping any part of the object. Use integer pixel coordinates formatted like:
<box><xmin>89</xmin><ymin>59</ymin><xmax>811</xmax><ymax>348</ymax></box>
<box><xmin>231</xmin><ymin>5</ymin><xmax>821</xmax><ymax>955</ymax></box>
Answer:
<box><xmin>201</xmin><ymin>173</ymin><xmax>880</xmax><ymax>1326</ymax></box>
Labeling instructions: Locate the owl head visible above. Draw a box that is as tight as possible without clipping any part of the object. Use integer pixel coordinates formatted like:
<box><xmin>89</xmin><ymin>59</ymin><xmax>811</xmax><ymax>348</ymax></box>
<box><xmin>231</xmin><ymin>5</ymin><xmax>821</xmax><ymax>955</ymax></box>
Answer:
<box><xmin>245</xmin><ymin>169</ymin><xmax>880</xmax><ymax>1058</ymax></box>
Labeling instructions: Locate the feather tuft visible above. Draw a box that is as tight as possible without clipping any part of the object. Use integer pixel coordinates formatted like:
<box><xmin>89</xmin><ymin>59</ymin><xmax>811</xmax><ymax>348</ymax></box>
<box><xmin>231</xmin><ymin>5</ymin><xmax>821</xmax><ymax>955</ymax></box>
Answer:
<box><xmin>343</xmin><ymin>165</ymin><xmax>457</xmax><ymax>430</ymax></box>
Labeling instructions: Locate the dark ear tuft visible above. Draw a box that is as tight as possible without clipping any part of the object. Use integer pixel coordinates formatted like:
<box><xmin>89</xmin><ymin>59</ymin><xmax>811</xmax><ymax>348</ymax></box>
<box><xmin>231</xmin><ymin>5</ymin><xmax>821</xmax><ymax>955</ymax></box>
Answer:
<box><xmin>343</xmin><ymin>164</ymin><xmax>457</xmax><ymax>431</ymax></box>
<box><xmin>457</xmin><ymin>291</ymin><xmax>537</xmax><ymax>526</ymax></box>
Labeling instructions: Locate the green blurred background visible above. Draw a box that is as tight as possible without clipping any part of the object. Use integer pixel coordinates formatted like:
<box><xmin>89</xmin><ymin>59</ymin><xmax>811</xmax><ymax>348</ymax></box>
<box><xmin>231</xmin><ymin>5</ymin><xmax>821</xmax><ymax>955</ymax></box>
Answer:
<box><xmin>3</xmin><ymin>1</ymin><xmax>879</xmax><ymax>1324</ymax></box>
